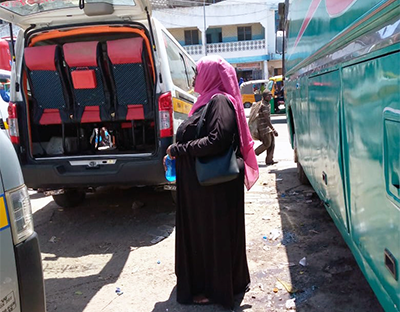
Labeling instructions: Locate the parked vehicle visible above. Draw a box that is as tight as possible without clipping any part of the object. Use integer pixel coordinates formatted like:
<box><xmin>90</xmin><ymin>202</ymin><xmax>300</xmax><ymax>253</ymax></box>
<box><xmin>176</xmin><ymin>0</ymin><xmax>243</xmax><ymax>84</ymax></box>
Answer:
<box><xmin>267</xmin><ymin>75</ymin><xmax>283</xmax><ymax>97</ymax></box>
<box><xmin>0</xmin><ymin>128</ymin><xmax>46</xmax><ymax>312</ymax></box>
<box><xmin>282</xmin><ymin>0</ymin><xmax>399</xmax><ymax>311</ymax></box>
<box><xmin>240</xmin><ymin>78</ymin><xmax>283</xmax><ymax>113</ymax></box>
<box><xmin>0</xmin><ymin>0</ymin><xmax>197</xmax><ymax>207</ymax></box>
<box><xmin>240</xmin><ymin>79</ymin><xmax>268</xmax><ymax>108</ymax></box>
<box><xmin>267</xmin><ymin>75</ymin><xmax>284</xmax><ymax>113</ymax></box>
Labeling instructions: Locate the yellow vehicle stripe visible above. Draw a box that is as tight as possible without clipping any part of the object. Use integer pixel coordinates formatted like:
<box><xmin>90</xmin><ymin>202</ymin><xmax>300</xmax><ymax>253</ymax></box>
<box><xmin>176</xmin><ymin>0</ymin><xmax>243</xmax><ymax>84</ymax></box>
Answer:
<box><xmin>173</xmin><ymin>98</ymin><xmax>192</xmax><ymax>115</ymax></box>
<box><xmin>0</xmin><ymin>195</ymin><xmax>9</xmax><ymax>231</ymax></box>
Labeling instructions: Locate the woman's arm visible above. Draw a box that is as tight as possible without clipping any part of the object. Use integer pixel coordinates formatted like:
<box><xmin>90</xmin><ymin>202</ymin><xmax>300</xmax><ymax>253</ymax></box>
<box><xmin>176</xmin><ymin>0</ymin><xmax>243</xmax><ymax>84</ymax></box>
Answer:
<box><xmin>170</xmin><ymin>95</ymin><xmax>237</xmax><ymax>158</ymax></box>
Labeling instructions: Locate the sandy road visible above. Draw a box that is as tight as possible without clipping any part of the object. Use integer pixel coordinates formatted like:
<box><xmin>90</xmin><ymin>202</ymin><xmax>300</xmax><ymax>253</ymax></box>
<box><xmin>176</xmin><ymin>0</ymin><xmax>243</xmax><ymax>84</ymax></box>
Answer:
<box><xmin>29</xmin><ymin>115</ymin><xmax>383</xmax><ymax>312</ymax></box>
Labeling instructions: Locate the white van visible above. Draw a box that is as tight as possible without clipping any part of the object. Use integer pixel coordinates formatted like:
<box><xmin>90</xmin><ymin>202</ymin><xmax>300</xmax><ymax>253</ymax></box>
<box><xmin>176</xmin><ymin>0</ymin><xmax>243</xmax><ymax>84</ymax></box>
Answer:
<box><xmin>0</xmin><ymin>0</ymin><xmax>197</xmax><ymax>207</ymax></box>
<box><xmin>0</xmin><ymin>129</ymin><xmax>46</xmax><ymax>312</ymax></box>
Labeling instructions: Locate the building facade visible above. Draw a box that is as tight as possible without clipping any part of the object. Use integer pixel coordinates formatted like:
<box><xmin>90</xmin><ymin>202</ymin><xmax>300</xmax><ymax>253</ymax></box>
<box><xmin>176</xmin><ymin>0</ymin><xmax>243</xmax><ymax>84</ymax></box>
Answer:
<box><xmin>153</xmin><ymin>0</ymin><xmax>283</xmax><ymax>81</ymax></box>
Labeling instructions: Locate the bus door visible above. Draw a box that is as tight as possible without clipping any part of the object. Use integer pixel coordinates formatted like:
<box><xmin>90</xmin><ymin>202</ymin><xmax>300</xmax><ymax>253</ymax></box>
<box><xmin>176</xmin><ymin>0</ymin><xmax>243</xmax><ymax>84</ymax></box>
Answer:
<box><xmin>307</xmin><ymin>70</ymin><xmax>349</xmax><ymax>232</ymax></box>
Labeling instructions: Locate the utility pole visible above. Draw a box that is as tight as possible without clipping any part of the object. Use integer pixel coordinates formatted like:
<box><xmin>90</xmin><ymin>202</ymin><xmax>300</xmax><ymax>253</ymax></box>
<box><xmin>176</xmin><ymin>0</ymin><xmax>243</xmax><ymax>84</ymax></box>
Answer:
<box><xmin>203</xmin><ymin>0</ymin><xmax>207</xmax><ymax>56</ymax></box>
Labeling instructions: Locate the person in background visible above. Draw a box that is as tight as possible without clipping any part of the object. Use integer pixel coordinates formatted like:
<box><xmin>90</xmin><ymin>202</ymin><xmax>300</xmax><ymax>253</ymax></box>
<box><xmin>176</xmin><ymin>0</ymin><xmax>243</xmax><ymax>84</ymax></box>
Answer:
<box><xmin>274</xmin><ymin>84</ymin><xmax>284</xmax><ymax>113</ymax></box>
<box><xmin>260</xmin><ymin>82</ymin><xmax>266</xmax><ymax>94</ymax></box>
<box><xmin>164</xmin><ymin>55</ymin><xmax>259</xmax><ymax>310</ymax></box>
<box><xmin>0</xmin><ymin>83</ymin><xmax>10</xmax><ymax>102</ymax></box>
<box><xmin>250</xmin><ymin>90</ymin><xmax>279</xmax><ymax>165</ymax></box>
<box><xmin>238</xmin><ymin>77</ymin><xmax>244</xmax><ymax>86</ymax></box>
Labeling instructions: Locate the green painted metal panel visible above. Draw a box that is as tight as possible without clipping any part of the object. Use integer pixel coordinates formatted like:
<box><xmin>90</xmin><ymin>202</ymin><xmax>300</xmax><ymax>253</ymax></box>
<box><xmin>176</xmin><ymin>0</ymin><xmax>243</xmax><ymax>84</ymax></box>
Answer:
<box><xmin>284</xmin><ymin>1</ymin><xmax>400</xmax><ymax>309</ymax></box>
<box><xmin>288</xmin><ymin>69</ymin><xmax>349</xmax><ymax>229</ymax></box>
<box><xmin>307</xmin><ymin>71</ymin><xmax>348</xmax><ymax>230</ymax></box>
<box><xmin>286</xmin><ymin>0</ymin><xmax>396</xmax><ymax>74</ymax></box>
<box><xmin>292</xmin><ymin>77</ymin><xmax>312</xmax><ymax>168</ymax></box>
<box><xmin>342</xmin><ymin>51</ymin><xmax>400</xmax><ymax>311</ymax></box>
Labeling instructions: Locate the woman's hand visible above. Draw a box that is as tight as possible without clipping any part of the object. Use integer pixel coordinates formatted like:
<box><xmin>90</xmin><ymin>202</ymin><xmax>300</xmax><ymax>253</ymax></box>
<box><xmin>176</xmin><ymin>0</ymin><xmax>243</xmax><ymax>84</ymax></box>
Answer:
<box><xmin>163</xmin><ymin>145</ymin><xmax>176</xmax><ymax>171</ymax></box>
<box><xmin>273</xmin><ymin>129</ymin><xmax>279</xmax><ymax>137</ymax></box>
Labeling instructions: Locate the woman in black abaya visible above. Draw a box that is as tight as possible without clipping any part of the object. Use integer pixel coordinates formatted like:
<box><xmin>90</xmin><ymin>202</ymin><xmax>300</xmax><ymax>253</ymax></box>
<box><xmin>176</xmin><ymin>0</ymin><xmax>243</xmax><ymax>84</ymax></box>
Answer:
<box><xmin>165</xmin><ymin>55</ymin><xmax>259</xmax><ymax>310</ymax></box>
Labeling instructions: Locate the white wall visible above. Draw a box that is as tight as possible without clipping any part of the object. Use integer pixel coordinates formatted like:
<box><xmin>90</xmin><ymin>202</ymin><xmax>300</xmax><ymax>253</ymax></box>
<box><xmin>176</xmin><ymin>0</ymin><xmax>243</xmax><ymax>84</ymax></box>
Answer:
<box><xmin>153</xmin><ymin>0</ymin><xmax>277</xmax><ymax>53</ymax></box>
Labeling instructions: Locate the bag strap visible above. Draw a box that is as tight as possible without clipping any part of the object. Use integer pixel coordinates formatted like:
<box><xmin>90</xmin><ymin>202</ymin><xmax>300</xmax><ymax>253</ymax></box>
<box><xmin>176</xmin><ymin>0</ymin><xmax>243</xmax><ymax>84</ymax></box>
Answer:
<box><xmin>196</xmin><ymin>102</ymin><xmax>210</xmax><ymax>139</ymax></box>
<box><xmin>195</xmin><ymin>97</ymin><xmax>238</xmax><ymax>153</ymax></box>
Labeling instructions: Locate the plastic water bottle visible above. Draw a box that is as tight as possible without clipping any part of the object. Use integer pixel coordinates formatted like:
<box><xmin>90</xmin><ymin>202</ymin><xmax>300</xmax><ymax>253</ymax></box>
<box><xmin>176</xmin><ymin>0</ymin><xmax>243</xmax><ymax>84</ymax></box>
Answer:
<box><xmin>165</xmin><ymin>155</ymin><xmax>176</xmax><ymax>182</ymax></box>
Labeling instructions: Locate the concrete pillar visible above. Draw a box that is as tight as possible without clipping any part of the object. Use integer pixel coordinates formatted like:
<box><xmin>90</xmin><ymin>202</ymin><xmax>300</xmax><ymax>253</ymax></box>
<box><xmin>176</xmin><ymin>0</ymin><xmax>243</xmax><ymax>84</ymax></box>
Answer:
<box><xmin>201</xmin><ymin>28</ymin><xmax>207</xmax><ymax>56</ymax></box>
<box><xmin>263</xmin><ymin>22</ymin><xmax>269</xmax><ymax>59</ymax></box>
<box><xmin>201</xmin><ymin>1</ymin><xmax>207</xmax><ymax>57</ymax></box>
<box><xmin>267</xmin><ymin>10</ymin><xmax>276</xmax><ymax>54</ymax></box>
<box><xmin>263</xmin><ymin>60</ymin><xmax>269</xmax><ymax>79</ymax></box>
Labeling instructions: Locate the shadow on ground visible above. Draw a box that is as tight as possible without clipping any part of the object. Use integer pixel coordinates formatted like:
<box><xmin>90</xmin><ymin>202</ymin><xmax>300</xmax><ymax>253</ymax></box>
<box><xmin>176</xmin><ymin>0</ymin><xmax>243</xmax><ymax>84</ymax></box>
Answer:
<box><xmin>268</xmin><ymin>166</ymin><xmax>384</xmax><ymax>312</ymax></box>
<box><xmin>151</xmin><ymin>286</ymin><xmax>253</xmax><ymax>312</ymax></box>
<box><xmin>32</xmin><ymin>186</ymin><xmax>176</xmax><ymax>312</ymax></box>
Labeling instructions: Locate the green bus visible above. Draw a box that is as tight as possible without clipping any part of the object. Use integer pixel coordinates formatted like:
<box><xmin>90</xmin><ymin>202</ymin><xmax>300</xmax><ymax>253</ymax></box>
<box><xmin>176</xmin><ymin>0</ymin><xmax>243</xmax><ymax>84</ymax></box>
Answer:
<box><xmin>281</xmin><ymin>0</ymin><xmax>399</xmax><ymax>311</ymax></box>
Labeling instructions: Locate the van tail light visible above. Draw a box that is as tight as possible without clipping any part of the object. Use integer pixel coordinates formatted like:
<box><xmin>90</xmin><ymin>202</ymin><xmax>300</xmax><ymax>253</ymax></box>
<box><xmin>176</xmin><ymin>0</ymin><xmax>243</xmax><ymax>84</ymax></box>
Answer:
<box><xmin>5</xmin><ymin>185</ymin><xmax>34</xmax><ymax>245</ymax></box>
<box><xmin>159</xmin><ymin>92</ymin><xmax>173</xmax><ymax>138</ymax></box>
<box><xmin>8</xmin><ymin>102</ymin><xmax>19</xmax><ymax>144</ymax></box>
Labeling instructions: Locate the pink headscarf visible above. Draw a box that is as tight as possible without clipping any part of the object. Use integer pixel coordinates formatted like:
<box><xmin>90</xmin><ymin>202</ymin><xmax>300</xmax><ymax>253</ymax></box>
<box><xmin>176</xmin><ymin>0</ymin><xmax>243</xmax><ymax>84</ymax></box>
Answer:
<box><xmin>189</xmin><ymin>55</ymin><xmax>259</xmax><ymax>190</ymax></box>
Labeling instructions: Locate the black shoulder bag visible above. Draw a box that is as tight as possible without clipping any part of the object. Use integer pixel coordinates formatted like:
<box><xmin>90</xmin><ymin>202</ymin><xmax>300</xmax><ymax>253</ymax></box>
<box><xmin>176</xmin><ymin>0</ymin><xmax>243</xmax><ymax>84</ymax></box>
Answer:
<box><xmin>195</xmin><ymin>100</ymin><xmax>240</xmax><ymax>186</ymax></box>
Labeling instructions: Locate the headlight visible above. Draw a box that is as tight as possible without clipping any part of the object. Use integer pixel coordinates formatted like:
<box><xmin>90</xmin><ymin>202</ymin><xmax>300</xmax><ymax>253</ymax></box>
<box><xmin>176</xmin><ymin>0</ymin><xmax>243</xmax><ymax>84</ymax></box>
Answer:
<box><xmin>6</xmin><ymin>185</ymin><xmax>34</xmax><ymax>245</ymax></box>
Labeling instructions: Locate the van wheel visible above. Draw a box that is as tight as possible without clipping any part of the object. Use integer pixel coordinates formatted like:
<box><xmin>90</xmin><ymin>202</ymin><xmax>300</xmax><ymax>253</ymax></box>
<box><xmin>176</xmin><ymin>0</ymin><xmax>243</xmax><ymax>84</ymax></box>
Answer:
<box><xmin>297</xmin><ymin>162</ymin><xmax>310</xmax><ymax>185</ymax></box>
<box><xmin>52</xmin><ymin>189</ymin><xmax>86</xmax><ymax>208</ymax></box>
<box><xmin>244</xmin><ymin>102</ymin><xmax>252</xmax><ymax>108</ymax></box>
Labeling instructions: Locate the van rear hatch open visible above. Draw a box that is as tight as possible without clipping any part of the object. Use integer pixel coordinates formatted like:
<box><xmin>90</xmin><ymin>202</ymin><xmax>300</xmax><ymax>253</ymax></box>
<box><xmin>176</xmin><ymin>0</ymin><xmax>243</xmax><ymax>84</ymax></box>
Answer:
<box><xmin>0</xmin><ymin>0</ymin><xmax>150</xmax><ymax>29</ymax></box>
<box><xmin>0</xmin><ymin>0</ymin><xmax>176</xmax><ymax>190</ymax></box>
<box><xmin>22</xmin><ymin>24</ymin><xmax>157</xmax><ymax>160</ymax></box>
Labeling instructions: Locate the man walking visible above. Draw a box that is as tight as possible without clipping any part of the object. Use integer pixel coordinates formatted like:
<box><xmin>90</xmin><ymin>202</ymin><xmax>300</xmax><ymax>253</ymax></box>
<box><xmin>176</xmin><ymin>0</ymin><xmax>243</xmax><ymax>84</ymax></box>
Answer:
<box><xmin>248</xmin><ymin>90</ymin><xmax>278</xmax><ymax>165</ymax></box>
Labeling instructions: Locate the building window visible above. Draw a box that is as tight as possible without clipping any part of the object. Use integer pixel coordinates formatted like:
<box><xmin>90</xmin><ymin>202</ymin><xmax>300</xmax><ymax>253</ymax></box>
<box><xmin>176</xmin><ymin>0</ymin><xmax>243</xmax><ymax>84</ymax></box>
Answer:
<box><xmin>238</xmin><ymin>26</ymin><xmax>252</xmax><ymax>41</ymax></box>
<box><xmin>184</xmin><ymin>29</ymin><xmax>199</xmax><ymax>45</ymax></box>
<box><xmin>206</xmin><ymin>28</ymin><xmax>223</xmax><ymax>44</ymax></box>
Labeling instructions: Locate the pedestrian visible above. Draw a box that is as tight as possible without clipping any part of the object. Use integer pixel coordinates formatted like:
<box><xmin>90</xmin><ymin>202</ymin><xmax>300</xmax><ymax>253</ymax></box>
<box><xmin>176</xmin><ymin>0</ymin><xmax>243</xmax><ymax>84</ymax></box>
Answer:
<box><xmin>0</xmin><ymin>83</ymin><xmax>9</xmax><ymax>102</ymax></box>
<box><xmin>164</xmin><ymin>55</ymin><xmax>259</xmax><ymax>310</ymax></box>
<box><xmin>249</xmin><ymin>90</ymin><xmax>278</xmax><ymax>165</ymax></box>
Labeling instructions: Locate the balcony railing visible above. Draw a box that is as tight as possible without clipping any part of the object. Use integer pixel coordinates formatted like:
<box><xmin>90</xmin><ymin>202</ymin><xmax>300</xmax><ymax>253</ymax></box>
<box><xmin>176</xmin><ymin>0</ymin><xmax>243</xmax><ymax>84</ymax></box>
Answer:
<box><xmin>184</xmin><ymin>39</ymin><xmax>266</xmax><ymax>55</ymax></box>
<box><xmin>184</xmin><ymin>44</ymin><xmax>203</xmax><ymax>55</ymax></box>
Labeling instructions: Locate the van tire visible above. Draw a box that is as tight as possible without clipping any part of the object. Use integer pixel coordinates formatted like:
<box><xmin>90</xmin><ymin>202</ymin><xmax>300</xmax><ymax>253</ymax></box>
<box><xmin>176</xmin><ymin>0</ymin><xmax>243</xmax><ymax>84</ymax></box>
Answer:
<box><xmin>52</xmin><ymin>189</ymin><xmax>86</xmax><ymax>208</ymax></box>
<box><xmin>244</xmin><ymin>102</ymin><xmax>252</xmax><ymax>108</ymax></box>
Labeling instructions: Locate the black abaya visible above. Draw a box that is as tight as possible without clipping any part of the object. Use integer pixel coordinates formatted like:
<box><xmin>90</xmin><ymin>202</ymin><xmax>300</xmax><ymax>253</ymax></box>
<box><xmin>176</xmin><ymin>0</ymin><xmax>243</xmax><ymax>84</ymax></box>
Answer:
<box><xmin>169</xmin><ymin>94</ymin><xmax>250</xmax><ymax>309</ymax></box>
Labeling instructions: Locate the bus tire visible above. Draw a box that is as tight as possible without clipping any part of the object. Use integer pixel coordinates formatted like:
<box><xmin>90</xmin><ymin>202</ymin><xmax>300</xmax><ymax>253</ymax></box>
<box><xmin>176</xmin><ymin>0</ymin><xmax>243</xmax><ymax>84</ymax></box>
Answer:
<box><xmin>297</xmin><ymin>162</ymin><xmax>310</xmax><ymax>185</ymax></box>
<box><xmin>52</xmin><ymin>189</ymin><xmax>86</xmax><ymax>208</ymax></box>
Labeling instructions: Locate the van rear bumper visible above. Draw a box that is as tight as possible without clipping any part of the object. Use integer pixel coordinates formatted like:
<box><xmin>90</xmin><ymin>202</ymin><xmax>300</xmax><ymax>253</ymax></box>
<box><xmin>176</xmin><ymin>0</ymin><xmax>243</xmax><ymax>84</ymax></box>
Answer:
<box><xmin>21</xmin><ymin>157</ymin><xmax>167</xmax><ymax>190</ymax></box>
<box><xmin>15</xmin><ymin>232</ymin><xmax>46</xmax><ymax>312</ymax></box>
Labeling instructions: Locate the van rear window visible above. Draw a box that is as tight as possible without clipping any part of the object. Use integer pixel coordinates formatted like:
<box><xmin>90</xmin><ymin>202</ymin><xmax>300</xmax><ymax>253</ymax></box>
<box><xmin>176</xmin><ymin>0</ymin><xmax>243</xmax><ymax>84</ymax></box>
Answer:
<box><xmin>0</xmin><ymin>0</ymin><xmax>137</xmax><ymax>16</ymax></box>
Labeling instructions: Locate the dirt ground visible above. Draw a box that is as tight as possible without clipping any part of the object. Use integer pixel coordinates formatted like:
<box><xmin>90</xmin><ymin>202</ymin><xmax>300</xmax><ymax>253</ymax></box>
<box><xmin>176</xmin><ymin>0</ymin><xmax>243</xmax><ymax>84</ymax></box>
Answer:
<box><xmin>29</xmin><ymin>115</ymin><xmax>384</xmax><ymax>312</ymax></box>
